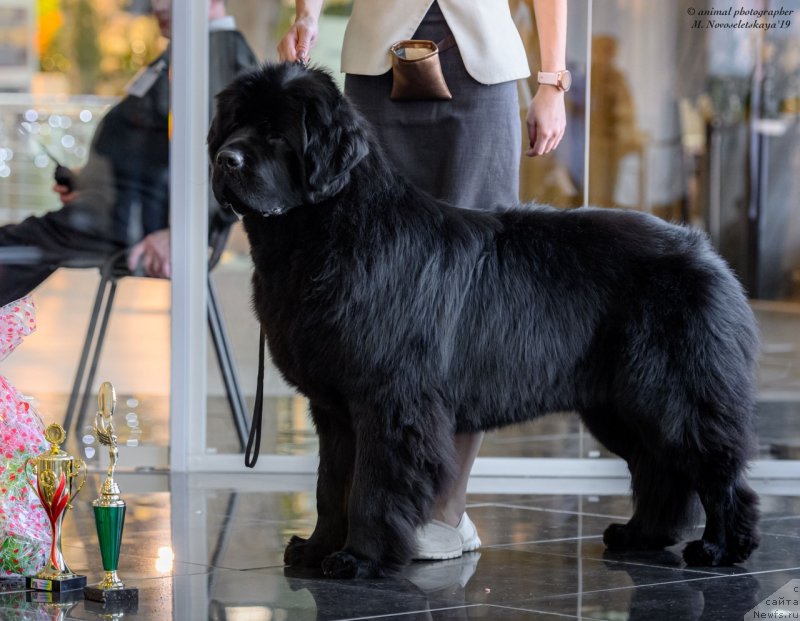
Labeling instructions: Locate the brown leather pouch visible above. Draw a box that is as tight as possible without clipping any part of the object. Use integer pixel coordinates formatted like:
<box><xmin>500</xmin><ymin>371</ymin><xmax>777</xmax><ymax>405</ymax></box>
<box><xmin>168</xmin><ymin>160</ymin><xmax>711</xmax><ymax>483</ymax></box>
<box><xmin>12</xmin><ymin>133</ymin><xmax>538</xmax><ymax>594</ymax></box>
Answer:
<box><xmin>389</xmin><ymin>35</ymin><xmax>456</xmax><ymax>101</ymax></box>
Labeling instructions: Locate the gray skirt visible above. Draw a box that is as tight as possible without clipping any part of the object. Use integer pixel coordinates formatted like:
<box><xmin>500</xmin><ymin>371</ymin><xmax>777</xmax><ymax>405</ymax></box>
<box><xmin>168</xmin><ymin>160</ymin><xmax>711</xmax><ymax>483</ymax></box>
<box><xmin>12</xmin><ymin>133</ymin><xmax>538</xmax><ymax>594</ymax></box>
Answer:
<box><xmin>344</xmin><ymin>2</ymin><xmax>520</xmax><ymax>211</ymax></box>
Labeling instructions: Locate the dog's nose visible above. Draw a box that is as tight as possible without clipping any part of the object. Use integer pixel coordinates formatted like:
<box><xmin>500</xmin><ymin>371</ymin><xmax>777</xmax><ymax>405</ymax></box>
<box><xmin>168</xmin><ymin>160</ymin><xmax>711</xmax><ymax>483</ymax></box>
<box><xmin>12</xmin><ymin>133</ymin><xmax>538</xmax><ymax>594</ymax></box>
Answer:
<box><xmin>216</xmin><ymin>149</ymin><xmax>245</xmax><ymax>171</ymax></box>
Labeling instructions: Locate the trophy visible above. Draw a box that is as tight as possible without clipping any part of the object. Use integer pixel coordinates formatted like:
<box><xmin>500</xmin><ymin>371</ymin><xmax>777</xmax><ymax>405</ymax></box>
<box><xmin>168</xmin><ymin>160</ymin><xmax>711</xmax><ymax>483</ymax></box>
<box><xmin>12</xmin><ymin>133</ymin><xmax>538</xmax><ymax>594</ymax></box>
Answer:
<box><xmin>24</xmin><ymin>423</ymin><xmax>87</xmax><ymax>592</ymax></box>
<box><xmin>84</xmin><ymin>382</ymin><xmax>138</xmax><ymax>606</ymax></box>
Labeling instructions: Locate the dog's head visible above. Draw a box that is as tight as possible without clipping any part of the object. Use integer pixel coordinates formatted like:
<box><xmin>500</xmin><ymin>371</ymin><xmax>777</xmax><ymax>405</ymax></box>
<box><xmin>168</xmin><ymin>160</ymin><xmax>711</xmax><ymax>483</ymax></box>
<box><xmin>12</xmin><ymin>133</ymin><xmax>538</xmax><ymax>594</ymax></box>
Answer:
<box><xmin>208</xmin><ymin>63</ymin><xmax>370</xmax><ymax>216</ymax></box>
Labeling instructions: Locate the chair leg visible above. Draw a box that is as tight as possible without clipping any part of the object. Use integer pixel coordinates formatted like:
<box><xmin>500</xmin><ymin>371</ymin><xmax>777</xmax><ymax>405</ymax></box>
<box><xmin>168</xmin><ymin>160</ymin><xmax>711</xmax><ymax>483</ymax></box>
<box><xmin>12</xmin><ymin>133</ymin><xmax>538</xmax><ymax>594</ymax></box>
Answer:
<box><xmin>74</xmin><ymin>280</ymin><xmax>118</xmax><ymax>437</ymax></box>
<box><xmin>64</xmin><ymin>273</ymin><xmax>116</xmax><ymax>437</ymax></box>
<box><xmin>66</xmin><ymin>266</ymin><xmax>250</xmax><ymax>451</ymax></box>
<box><xmin>207</xmin><ymin>275</ymin><xmax>249</xmax><ymax>451</ymax></box>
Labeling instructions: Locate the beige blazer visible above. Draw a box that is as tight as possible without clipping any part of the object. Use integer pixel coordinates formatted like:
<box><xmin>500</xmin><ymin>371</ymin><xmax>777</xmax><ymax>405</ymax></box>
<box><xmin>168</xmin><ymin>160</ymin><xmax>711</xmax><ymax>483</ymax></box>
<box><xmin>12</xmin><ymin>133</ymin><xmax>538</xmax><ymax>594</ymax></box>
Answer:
<box><xmin>341</xmin><ymin>0</ymin><xmax>530</xmax><ymax>85</ymax></box>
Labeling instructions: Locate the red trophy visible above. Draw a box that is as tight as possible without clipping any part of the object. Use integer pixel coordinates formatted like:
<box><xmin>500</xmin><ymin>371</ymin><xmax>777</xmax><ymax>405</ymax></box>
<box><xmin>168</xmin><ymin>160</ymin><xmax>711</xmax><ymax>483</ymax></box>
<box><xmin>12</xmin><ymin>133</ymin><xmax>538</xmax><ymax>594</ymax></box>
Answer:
<box><xmin>24</xmin><ymin>423</ymin><xmax>87</xmax><ymax>592</ymax></box>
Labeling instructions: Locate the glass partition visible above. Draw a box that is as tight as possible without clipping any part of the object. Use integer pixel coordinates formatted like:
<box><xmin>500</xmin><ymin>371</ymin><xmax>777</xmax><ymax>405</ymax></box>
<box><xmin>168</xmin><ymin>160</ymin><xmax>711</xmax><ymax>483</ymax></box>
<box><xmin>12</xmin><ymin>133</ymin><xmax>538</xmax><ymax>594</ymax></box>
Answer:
<box><xmin>204</xmin><ymin>0</ymin><xmax>337</xmax><ymax>459</ymax></box>
<box><xmin>14</xmin><ymin>2</ymin><xmax>789</xmax><ymax>472</ymax></box>
<box><xmin>0</xmin><ymin>0</ymin><xmax>171</xmax><ymax>468</ymax></box>
<box><xmin>199</xmin><ymin>0</ymin><xmax>800</xmax><ymax>473</ymax></box>
<box><xmin>581</xmin><ymin>0</ymin><xmax>800</xmax><ymax>463</ymax></box>
<box><xmin>478</xmin><ymin>0</ymin><xmax>590</xmax><ymax>460</ymax></box>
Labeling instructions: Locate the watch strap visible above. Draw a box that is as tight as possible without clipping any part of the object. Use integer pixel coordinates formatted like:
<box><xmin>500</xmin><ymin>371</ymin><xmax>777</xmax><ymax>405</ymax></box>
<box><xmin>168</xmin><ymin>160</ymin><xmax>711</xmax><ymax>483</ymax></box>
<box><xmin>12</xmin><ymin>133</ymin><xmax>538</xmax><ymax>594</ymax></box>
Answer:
<box><xmin>537</xmin><ymin>71</ymin><xmax>560</xmax><ymax>87</ymax></box>
<box><xmin>537</xmin><ymin>70</ymin><xmax>570</xmax><ymax>91</ymax></box>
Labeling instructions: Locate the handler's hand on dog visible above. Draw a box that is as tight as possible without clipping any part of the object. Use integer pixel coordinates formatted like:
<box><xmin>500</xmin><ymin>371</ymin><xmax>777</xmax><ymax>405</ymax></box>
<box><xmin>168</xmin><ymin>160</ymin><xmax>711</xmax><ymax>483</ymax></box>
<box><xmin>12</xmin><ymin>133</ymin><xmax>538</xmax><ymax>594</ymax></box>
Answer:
<box><xmin>127</xmin><ymin>229</ymin><xmax>171</xmax><ymax>279</ymax></box>
<box><xmin>278</xmin><ymin>15</ymin><xmax>318</xmax><ymax>63</ymax></box>
<box><xmin>526</xmin><ymin>86</ymin><xmax>566</xmax><ymax>157</ymax></box>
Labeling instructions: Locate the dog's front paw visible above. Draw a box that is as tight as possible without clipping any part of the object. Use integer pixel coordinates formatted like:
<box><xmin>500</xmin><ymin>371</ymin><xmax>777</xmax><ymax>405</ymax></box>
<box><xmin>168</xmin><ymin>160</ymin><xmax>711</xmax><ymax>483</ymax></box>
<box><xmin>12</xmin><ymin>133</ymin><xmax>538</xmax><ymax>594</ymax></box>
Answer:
<box><xmin>603</xmin><ymin>523</ymin><xmax>634</xmax><ymax>550</ymax></box>
<box><xmin>603</xmin><ymin>523</ymin><xmax>675</xmax><ymax>551</ymax></box>
<box><xmin>284</xmin><ymin>535</ymin><xmax>333</xmax><ymax>568</ymax></box>
<box><xmin>284</xmin><ymin>535</ymin><xmax>309</xmax><ymax>566</ymax></box>
<box><xmin>321</xmin><ymin>550</ymin><xmax>379</xmax><ymax>579</ymax></box>
<box><xmin>683</xmin><ymin>539</ymin><xmax>725</xmax><ymax>566</ymax></box>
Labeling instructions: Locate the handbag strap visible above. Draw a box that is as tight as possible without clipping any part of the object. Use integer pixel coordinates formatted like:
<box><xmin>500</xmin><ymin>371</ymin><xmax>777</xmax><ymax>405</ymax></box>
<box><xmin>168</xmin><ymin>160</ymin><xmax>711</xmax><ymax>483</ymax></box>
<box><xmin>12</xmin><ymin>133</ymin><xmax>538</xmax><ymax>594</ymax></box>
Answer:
<box><xmin>244</xmin><ymin>326</ymin><xmax>266</xmax><ymax>468</ymax></box>
<box><xmin>437</xmin><ymin>34</ymin><xmax>457</xmax><ymax>53</ymax></box>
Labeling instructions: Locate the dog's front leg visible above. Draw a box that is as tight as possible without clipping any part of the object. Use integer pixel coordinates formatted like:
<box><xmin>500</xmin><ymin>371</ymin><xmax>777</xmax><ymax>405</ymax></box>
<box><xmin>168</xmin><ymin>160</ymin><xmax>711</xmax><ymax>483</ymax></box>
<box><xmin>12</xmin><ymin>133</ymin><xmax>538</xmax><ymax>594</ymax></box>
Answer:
<box><xmin>285</xmin><ymin>405</ymin><xmax>354</xmax><ymax>569</ymax></box>
<box><xmin>321</xmin><ymin>398</ymin><xmax>455</xmax><ymax>579</ymax></box>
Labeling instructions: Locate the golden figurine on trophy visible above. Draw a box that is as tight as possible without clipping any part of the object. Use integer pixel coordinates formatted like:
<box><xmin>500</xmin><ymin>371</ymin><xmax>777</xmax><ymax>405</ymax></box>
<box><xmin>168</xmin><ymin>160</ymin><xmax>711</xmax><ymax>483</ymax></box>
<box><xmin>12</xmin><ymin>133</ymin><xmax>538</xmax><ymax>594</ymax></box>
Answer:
<box><xmin>84</xmin><ymin>382</ymin><xmax>138</xmax><ymax>606</ymax></box>
<box><xmin>24</xmin><ymin>423</ymin><xmax>87</xmax><ymax>592</ymax></box>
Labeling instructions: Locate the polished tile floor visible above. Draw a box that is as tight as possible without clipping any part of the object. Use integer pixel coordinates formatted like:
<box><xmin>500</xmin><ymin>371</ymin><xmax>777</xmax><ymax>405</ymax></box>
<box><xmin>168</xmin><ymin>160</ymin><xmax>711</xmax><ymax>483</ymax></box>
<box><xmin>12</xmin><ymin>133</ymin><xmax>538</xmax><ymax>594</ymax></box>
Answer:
<box><xmin>0</xmin><ymin>474</ymin><xmax>798</xmax><ymax>619</ymax></box>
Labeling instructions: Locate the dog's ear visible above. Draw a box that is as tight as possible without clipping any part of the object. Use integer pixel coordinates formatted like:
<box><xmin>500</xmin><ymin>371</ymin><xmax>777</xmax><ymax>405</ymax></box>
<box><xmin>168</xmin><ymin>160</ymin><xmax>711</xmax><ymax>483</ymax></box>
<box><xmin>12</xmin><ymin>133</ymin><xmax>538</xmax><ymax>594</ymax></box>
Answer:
<box><xmin>301</xmin><ymin>97</ymin><xmax>369</xmax><ymax>203</ymax></box>
<box><xmin>207</xmin><ymin>87</ymin><xmax>238</xmax><ymax>158</ymax></box>
<box><xmin>207</xmin><ymin>106</ymin><xmax>224</xmax><ymax>157</ymax></box>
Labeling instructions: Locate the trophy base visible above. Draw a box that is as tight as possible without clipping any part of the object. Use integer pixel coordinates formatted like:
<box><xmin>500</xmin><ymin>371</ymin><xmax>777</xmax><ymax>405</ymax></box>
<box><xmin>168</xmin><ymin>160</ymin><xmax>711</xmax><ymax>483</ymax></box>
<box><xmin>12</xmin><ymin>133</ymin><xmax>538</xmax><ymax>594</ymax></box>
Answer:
<box><xmin>84</xmin><ymin>584</ymin><xmax>139</xmax><ymax>606</ymax></box>
<box><xmin>26</xmin><ymin>574</ymin><xmax>87</xmax><ymax>592</ymax></box>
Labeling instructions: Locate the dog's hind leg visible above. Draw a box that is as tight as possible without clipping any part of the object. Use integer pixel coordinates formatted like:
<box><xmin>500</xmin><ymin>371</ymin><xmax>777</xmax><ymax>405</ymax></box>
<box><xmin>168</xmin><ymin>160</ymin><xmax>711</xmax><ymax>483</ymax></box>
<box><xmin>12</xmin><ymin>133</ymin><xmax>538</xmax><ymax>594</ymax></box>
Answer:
<box><xmin>679</xmin><ymin>396</ymin><xmax>760</xmax><ymax>565</ymax></box>
<box><xmin>285</xmin><ymin>404</ymin><xmax>355</xmax><ymax>569</ymax></box>
<box><xmin>580</xmin><ymin>408</ymin><xmax>693</xmax><ymax>550</ymax></box>
<box><xmin>321</xmin><ymin>394</ymin><xmax>456</xmax><ymax>579</ymax></box>
<box><xmin>603</xmin><ymin>449</ymin><xmax>697</xmax><ymax>552</ymax></box>
<box><xmin>579</xmin><ymin>406</ymin><xmax>635</xmax><ymax>462</ymax></box>
<box><xmin>682</xmin><ymin>474</ymin><xmax>760</xmax><ymax>566</ymax></box>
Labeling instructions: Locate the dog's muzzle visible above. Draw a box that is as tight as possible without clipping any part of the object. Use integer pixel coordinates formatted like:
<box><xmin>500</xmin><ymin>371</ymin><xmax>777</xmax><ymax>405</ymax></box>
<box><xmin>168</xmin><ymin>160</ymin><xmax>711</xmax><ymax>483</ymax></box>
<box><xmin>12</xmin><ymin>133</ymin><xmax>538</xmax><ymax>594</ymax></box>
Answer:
<box><xmin>212</xmin><ymin>149</ymin><xmax>247</xmax><ymax>216</ymax></box>
<box><xmin>216</xmin><ymin>148</ymin><xmax>245</xmax><ymax>172</ymax></box>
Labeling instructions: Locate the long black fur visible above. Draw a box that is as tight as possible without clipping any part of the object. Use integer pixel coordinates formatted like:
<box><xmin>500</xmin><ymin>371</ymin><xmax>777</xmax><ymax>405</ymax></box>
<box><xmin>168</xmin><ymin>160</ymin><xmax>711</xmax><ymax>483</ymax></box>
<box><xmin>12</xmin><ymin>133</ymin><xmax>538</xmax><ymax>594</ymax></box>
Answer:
<box><xmin>208</xmin><ymin>63</ymin><xmax>760</xmax><ymax>579</ymax></box>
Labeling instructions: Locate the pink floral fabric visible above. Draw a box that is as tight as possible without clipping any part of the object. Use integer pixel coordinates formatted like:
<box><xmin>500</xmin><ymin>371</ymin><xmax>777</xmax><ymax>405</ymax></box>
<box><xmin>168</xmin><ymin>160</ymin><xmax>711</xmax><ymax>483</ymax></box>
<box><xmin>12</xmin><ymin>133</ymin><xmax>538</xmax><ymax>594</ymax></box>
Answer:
<box><xmin>0</xmin><ymin>296</ymin><xmax>49</xmax><ymax>576</ymax></box>
<box><xmin>0</xmin><ymin>297</ymin><xmax>35</xmax><ymax>362</ymax></box>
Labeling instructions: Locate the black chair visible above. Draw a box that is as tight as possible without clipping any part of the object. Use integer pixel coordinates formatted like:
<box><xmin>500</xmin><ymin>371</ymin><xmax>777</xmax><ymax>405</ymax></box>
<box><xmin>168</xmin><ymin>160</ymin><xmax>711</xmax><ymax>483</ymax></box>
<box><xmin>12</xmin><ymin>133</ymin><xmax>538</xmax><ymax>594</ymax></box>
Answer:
<box><xmin>62</xmin><ymin>220</ymin><xmax>250</xmax><ymax>449</ymax></box>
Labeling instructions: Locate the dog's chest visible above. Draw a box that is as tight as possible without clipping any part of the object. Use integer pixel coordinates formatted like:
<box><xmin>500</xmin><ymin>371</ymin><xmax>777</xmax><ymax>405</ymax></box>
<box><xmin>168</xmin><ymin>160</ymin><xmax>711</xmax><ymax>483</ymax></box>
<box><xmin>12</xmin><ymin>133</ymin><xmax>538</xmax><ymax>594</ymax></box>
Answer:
<box><xmin>247</xmin><ymin>235</ymin><xmax>344</xmax><ymax>391</ymax></box>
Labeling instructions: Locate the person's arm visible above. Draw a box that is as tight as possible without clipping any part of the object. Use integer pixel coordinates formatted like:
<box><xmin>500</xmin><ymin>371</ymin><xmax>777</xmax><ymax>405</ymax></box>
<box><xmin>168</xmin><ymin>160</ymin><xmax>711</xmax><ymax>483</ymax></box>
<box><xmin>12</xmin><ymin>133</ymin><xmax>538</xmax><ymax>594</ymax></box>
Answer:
<box><xmin>526</xmin><ymin>0</ymin><xmax>568</xmax><ymax>157</ymax></box>
<box><xmin>277</xmin><ymin>0</ymin><xmax>325</xmax><ymax>63</ymax></box>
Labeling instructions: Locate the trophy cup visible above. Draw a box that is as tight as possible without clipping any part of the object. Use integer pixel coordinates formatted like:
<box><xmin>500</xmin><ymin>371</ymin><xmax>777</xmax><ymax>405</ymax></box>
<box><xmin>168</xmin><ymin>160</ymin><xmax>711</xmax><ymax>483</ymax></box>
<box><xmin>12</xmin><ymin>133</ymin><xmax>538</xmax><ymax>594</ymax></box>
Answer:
<box><xmin>83</xmin><ymin>382</ymin><xmax>138</xmax><ymax>606</ymax></box>
<box><xmin>24</xmin><ymin>423</ymin><xmax>87</xmax><ymax>592</ymax></box>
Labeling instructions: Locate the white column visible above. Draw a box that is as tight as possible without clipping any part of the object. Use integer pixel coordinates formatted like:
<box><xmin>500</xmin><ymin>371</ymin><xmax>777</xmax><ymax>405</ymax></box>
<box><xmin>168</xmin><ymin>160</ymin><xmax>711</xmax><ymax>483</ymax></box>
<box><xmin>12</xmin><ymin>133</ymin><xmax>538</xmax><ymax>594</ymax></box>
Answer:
<box><xmin>169</xmin><ymin>0</ymin><xmax>209</xmax><ymax>472</ymax></box>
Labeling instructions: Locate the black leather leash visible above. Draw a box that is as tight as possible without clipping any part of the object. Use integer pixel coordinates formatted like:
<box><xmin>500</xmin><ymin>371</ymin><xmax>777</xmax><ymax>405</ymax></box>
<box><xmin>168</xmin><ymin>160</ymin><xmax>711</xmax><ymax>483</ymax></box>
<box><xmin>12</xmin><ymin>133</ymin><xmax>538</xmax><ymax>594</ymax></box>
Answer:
<box><xmin>244</xmin><ymin>327</ymin><xmax>266</xmax><ymax>467</ymax></box>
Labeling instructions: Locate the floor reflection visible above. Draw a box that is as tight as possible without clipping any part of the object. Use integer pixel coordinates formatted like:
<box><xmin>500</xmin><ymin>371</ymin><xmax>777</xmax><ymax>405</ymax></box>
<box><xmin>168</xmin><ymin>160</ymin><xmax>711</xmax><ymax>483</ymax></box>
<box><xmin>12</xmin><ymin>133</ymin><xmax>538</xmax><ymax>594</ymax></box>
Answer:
<box><xmin>0</xmin><ymin>475</ymin><xmax>798</xmax><ymax>620</ymax></box>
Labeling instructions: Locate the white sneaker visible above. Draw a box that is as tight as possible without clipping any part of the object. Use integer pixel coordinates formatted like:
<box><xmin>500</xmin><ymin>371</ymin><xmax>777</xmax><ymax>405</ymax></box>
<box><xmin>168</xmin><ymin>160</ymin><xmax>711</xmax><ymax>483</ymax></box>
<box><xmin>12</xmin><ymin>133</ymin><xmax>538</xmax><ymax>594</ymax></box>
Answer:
<box><xmin>414</xmin><ymin>519</ymin><xmax>463</xmax><ymax>560</ymax></box>
<box><xmin>457</xmin><ymin>513</ymin><xmax>482</xmax><ymax>552</ymax></box>
<box><xmin>414</xmin><ymin>513</ymin><xmax>482</xmax><ymax>560</ymax></box>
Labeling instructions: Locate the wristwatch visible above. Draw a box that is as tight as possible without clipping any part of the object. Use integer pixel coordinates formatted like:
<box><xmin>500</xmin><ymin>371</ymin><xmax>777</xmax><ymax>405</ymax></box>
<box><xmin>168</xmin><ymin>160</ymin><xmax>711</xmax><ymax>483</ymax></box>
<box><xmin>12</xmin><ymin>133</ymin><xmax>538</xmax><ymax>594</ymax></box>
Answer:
<box><xmin>537</xmin><ymin>70</ymin><xmax>572</xmax><ymax>92</ymax></box>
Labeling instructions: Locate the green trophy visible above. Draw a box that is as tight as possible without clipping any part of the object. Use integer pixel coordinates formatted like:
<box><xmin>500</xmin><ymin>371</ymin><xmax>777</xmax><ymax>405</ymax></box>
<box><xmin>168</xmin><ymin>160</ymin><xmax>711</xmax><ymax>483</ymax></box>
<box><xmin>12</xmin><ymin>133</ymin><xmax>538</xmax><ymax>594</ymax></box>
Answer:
<box><xmin>83</xmin><ymin>382</ymin><xmax>138</xmax><ymax>606</ymax></box>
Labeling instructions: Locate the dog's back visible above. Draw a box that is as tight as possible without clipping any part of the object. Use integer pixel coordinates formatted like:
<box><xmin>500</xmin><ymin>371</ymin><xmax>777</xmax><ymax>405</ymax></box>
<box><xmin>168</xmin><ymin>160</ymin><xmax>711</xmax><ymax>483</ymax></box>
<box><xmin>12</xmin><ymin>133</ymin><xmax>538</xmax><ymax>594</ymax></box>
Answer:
<box><xmin>379</xmin><ymin>200</ymin><xmax>758</xmax><ymax>441</ymax></box>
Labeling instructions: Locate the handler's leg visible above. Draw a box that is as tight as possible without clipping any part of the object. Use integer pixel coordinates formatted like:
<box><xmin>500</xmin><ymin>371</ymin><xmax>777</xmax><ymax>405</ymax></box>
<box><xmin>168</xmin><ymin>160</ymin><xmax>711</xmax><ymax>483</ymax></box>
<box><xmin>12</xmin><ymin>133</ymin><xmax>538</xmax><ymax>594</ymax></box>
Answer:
<box><xmin>433</xmin><ymin>432</ymin><xmax>483</xmax><ymax>525</ymax></box>
<box><xmin>414</xmin><ymin>432</ymin><xmax>483</xmax><ymax>560</ymax></box>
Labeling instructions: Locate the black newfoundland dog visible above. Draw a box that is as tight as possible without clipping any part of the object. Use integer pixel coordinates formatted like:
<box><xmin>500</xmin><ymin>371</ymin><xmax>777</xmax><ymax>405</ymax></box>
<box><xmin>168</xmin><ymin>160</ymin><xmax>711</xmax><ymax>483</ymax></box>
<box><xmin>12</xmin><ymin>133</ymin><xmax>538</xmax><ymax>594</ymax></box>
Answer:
<box><xmin>208</xmin><ymin>63</ymin><xmax>760</xmax><ymax>579</ymax></box>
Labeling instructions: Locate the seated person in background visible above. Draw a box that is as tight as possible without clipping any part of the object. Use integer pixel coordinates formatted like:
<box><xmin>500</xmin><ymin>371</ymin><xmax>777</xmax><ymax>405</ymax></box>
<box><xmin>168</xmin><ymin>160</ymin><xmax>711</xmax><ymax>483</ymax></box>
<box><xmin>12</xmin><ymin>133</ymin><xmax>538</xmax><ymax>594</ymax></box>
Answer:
<box><xmin>0</xmin><ymin>0</ymin><xmax>257</xmax><ymax>306</ymax></box>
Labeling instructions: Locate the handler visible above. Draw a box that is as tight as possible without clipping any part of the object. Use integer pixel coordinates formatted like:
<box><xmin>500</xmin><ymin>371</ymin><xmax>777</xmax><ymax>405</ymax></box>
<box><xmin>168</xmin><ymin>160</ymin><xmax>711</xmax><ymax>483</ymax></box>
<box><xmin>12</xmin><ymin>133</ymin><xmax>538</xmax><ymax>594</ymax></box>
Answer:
<box><xmin>279</xmin><ymin>0</ymin><xmax>568</xmax><ymax>560</ymax></box>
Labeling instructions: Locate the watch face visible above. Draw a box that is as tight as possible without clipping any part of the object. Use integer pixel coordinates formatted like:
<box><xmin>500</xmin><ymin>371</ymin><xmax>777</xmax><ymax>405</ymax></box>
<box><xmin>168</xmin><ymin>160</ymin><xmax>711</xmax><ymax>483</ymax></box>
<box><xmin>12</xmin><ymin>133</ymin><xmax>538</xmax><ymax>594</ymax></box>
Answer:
<box><xmin>559</xmin><ymin>70</ymin><xmax>573</xmax><ymax>92</ymax></box>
